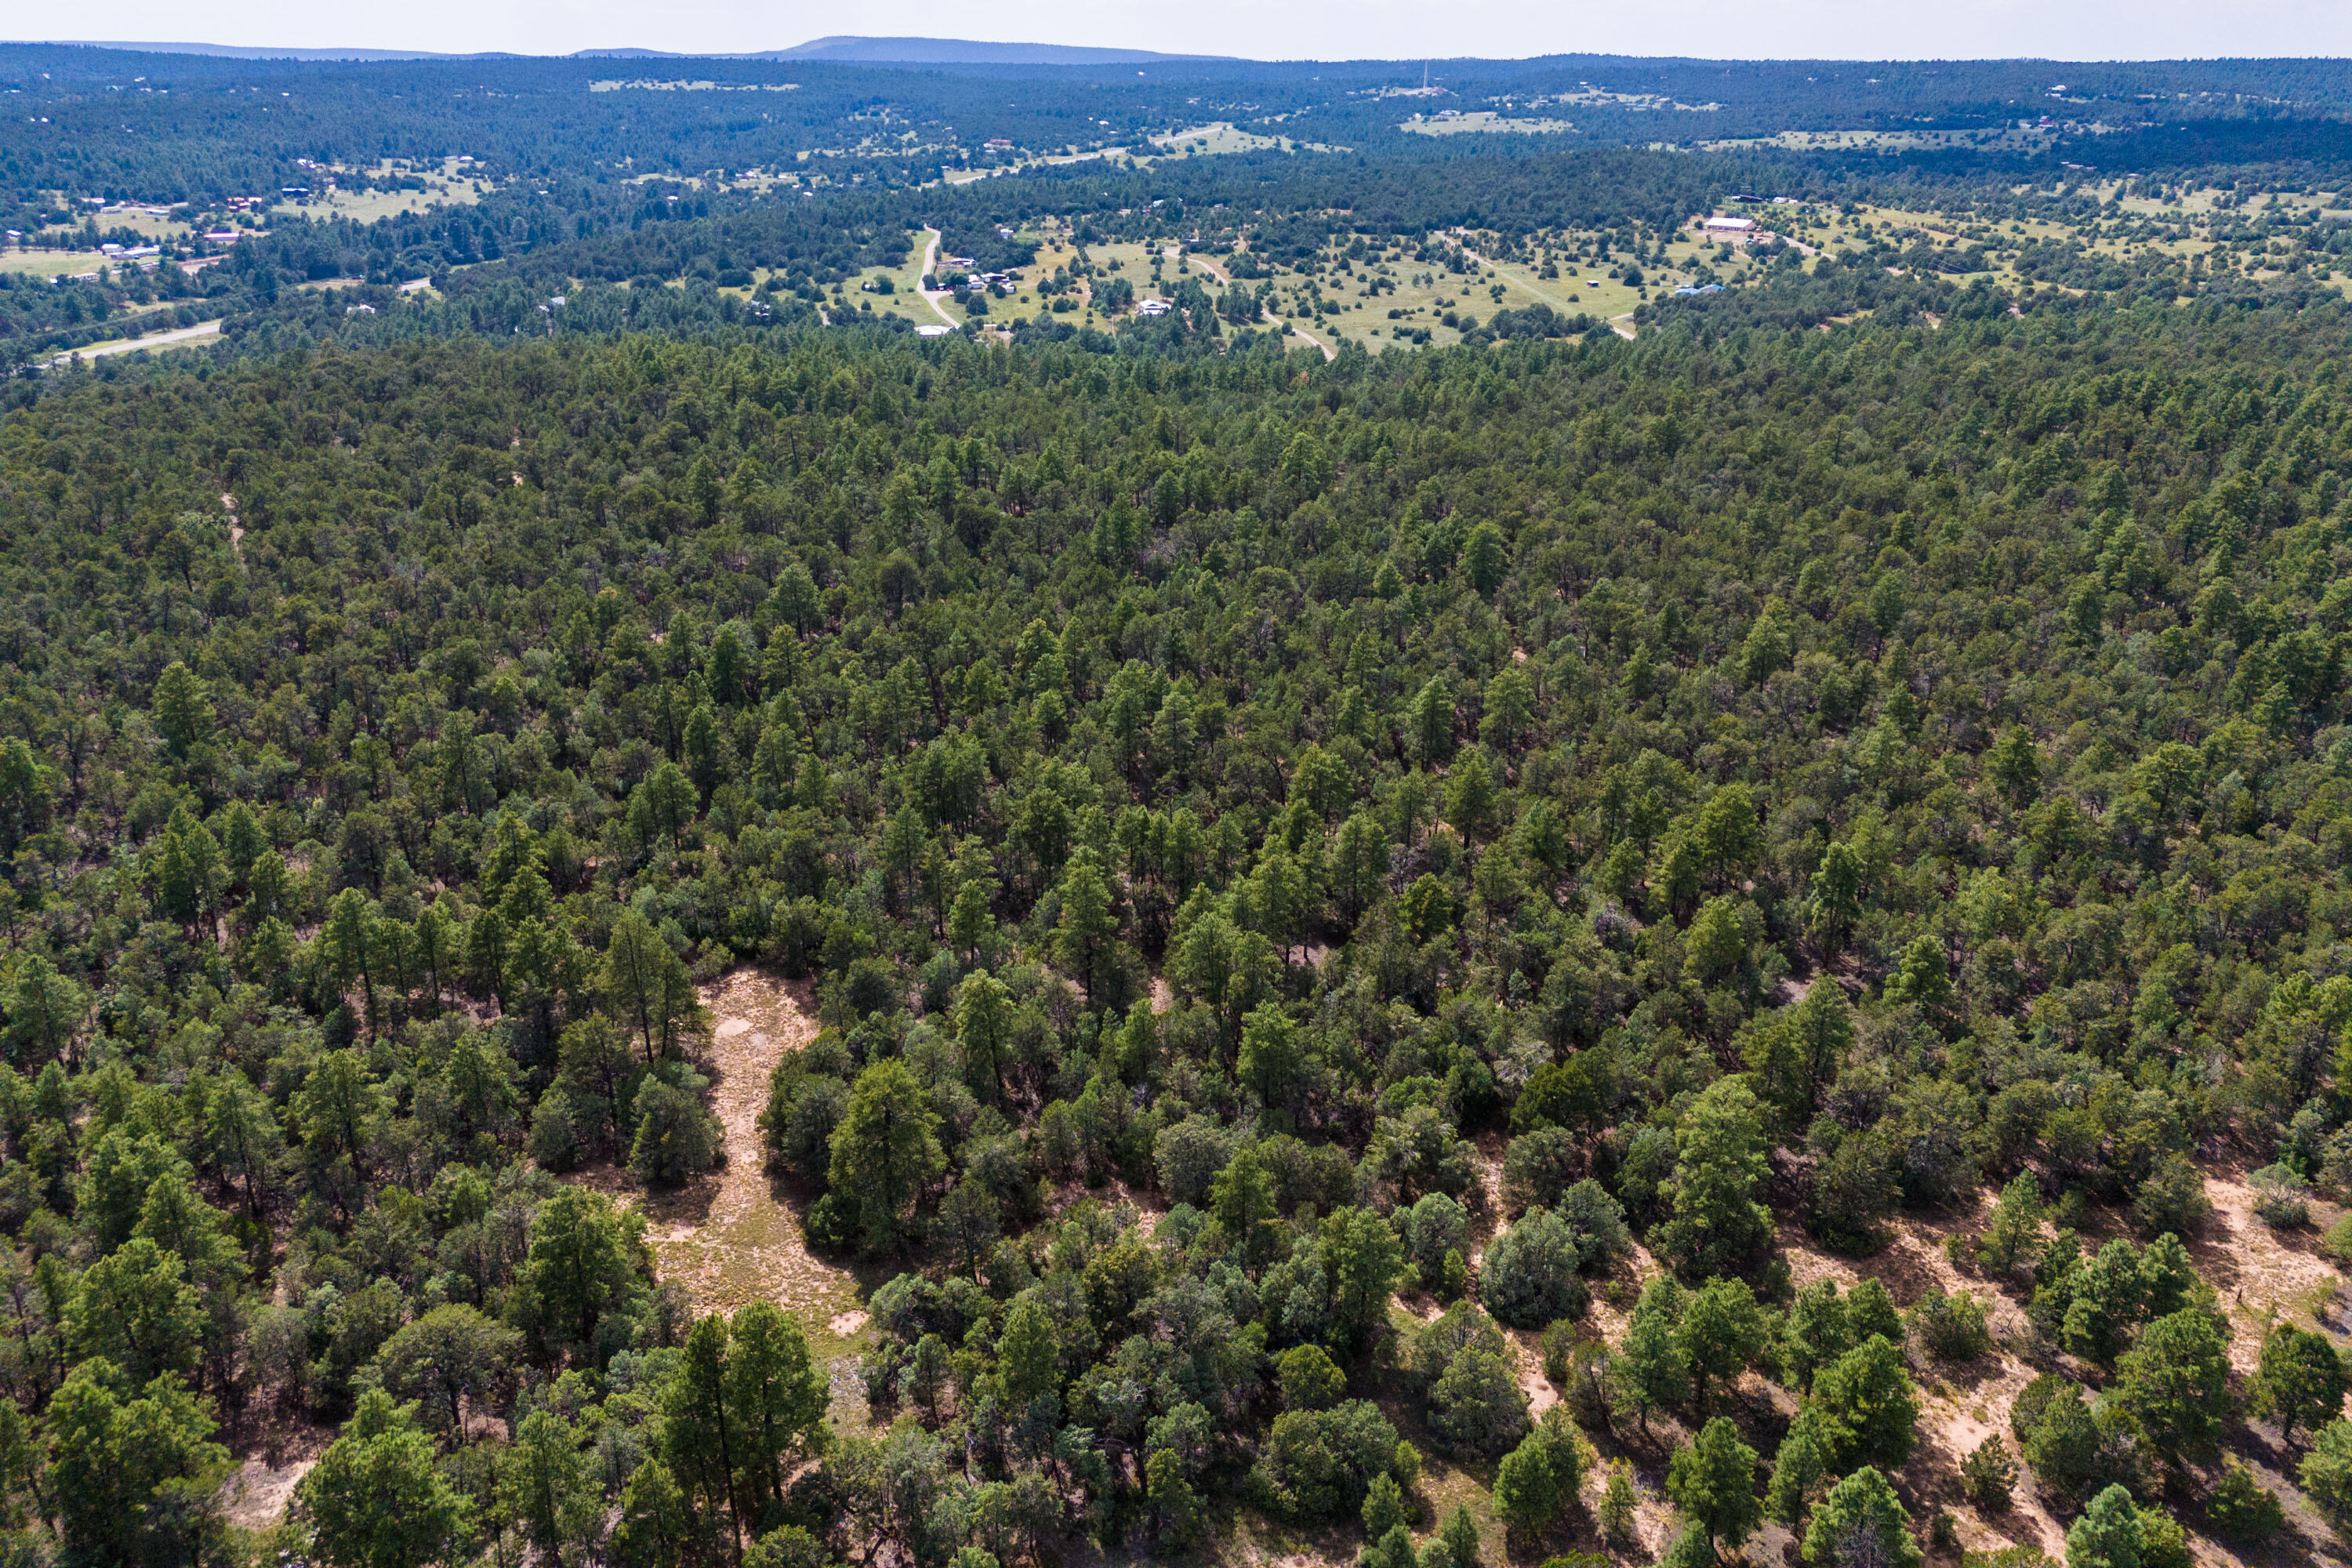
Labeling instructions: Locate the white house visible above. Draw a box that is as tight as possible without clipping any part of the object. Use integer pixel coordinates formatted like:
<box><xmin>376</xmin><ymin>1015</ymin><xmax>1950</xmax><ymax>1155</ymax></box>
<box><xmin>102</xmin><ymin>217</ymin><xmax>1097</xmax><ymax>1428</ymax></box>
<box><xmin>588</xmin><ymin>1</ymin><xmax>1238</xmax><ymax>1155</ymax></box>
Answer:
<box><xmin>1701</xmin><ymin>216</ymin><xmax>1755</xmax><ymax>234</ymax></box>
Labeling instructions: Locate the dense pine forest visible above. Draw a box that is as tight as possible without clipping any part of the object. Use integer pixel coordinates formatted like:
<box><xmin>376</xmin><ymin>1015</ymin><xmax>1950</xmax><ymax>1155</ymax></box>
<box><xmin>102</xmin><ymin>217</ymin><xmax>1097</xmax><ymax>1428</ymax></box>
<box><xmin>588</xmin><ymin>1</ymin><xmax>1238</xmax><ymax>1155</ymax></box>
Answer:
<box><xmin>10</xmin><ymin>35</ymin><xmax>2352</xmax><ymax>1568</ymax></box>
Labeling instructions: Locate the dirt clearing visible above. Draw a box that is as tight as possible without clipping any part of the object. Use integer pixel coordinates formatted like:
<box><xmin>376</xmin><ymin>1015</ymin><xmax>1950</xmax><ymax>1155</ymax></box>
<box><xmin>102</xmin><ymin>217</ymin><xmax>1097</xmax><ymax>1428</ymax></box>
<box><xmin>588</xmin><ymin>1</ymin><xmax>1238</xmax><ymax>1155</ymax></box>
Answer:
<box><xmin>623</xmin><ymin>971</ymin><xmax>873</xmax><ymax>1385</ymax></box>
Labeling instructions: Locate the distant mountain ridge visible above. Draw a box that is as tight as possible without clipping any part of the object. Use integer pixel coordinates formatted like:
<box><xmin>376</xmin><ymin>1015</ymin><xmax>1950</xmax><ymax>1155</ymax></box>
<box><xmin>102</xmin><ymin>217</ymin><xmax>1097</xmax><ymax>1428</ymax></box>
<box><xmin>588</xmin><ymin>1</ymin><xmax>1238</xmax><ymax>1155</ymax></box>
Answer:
<box><xmin>757</xmin><ymin>36</ymin><xmax>1229</xmax><ymax>64</ymax></box>
<box><xmin>31</xmin><ymin>36</ymin><xmax>1233</xmax><ymax>64</ymax></box>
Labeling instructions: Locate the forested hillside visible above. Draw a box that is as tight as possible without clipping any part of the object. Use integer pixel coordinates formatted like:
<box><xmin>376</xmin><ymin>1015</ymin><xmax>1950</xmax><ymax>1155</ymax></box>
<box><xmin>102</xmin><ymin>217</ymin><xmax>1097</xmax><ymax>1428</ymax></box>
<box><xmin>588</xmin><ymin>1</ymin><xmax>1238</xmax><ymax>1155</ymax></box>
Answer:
<box><xmin>0</xmin><ymin>278</ymin><xmax>2350</xmax><ymax>1568</ymax></box>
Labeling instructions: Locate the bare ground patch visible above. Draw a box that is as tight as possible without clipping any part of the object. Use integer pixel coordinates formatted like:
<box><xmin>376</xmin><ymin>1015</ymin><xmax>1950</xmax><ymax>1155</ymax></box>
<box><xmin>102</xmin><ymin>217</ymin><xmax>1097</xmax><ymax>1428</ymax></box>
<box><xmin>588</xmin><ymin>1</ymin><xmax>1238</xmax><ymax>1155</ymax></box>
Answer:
<box><xmin>572</xmin><ymin>969</ymin><xmax>876</xmax><ymax>1422</ymax></box>
<box><xmin>2189</xmin><ymin>1170</ymin><xmax>2347</xmax><ymax>1374</ymax></box>
<box><xmin>218</xmin><ymin>1411</ymin><xmax>332</xmax><ymax>1532</ymax></box>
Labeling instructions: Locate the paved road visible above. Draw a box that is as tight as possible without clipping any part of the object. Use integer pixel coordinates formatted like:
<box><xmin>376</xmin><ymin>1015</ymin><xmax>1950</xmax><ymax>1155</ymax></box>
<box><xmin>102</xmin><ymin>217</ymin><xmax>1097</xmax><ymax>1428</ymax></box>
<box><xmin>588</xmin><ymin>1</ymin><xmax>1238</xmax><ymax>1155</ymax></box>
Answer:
<box><xmin>49</xmin><ymin>318</ymin><xmax>222</xmax><ymax>367</ymax></box>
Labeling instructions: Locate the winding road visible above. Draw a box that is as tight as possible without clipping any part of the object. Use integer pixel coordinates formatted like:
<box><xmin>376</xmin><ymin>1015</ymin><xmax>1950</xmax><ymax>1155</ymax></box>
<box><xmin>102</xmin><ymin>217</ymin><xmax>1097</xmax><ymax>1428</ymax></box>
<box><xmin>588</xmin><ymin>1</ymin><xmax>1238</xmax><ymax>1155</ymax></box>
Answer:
<box><xmin>1188</xmin><ymin>250</ymin><xmax>1334</xmax><ymax>360</ymax></box>
<box><xmin>916</xmin><ymin>227</ymin><xmax>959</xmax><ymax>329</ymax></box>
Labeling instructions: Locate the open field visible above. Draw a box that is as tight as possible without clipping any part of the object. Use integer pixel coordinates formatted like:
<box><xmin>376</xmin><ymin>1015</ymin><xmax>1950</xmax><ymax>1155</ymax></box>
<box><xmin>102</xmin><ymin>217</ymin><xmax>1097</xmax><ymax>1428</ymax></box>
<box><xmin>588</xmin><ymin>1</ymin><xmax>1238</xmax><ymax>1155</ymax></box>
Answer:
<box><xmin>1767</xmin><ymin>194</ymin><xmax>2352</xmax><ymax>299</ymax></box>
<box><xmin>1223</xmin><ymin>227</ymin><xmax>1759</xmax><ymax>351</ymax></box>
<box><xmin>0</xmin><ymin>249</ymin><xmax>114</xmax><ymax>278</ymax></box>
<box><xmin>1403</xmin><ymin>112</ymin><xmax>1576</xmax><ymax>136</ymax></box>
<box><xmin>1145</xmin><ymin>121</ymin><xmax>1346</xmax><ymax>157</ymax></box>
<box><xmin>1150</xmin><ymin>121</ymin><xmax>1288</xmax><ymax>155</ymax></box>
<box><xmin>270</xmin><ymin>163</ymin><xmax>492</xmax><ymax>223</ymax></box>
<box><xmin>1702</xmin><ymin>126</ymin><xmax>2060</xmax><ymax>154</ymax></box>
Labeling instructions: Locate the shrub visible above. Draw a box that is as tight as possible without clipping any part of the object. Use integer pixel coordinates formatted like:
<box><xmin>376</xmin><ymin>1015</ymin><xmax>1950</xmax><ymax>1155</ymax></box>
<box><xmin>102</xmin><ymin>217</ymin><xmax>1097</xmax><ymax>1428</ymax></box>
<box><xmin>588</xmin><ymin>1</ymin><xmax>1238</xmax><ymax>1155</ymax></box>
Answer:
<box><xmin>1555</xmin><ymin>1179</ymin><xmax>1632</xmax><ymax>1273</ymax></box>
<box><xmin>1501</xmin><ymin>1127</ymin><xmax>1579</xmax><ymax>1214</ymax></box>
<box><xmin>528</xmin><ymin>1087</ymin><xmax>583</xmax><ymax>1172</ymax></box>
<box><xmin>2131</xmin><ymin>1153</ymin><xmax>2211</xmax><ymax>1237</ymax></box>
<box><xmin>1960</xmin><ymin>1436</ymin><xmax>2015</xmax><ymax>1512</ymax></box>
<box><xmin>1253</xmin><ymin>1400</ymin><xmax>1404</xmax><ymax>1520</ymax></box>
<box><xmin>1396</xmin><ymin>1191</ymin><xmax>1472</xmax><ymax>1279</ymax></box>
<box><xmin>1480</xmin><ymin>1208</ymin><xmax>1588</xmax><ymax>1328</ymax></box>
<box><xmin>1909</xmin><ymin>1287</ymin><xmax>1991</xmax><ymax>1362</ymax></box>
<box><xmin>2250</xmin><ymin>1163</ymin><xmax>2312</xmax><ymax>1228</ymax></box>
<box><xmin>2009</xmin><ymin>1372</ymin><xmax>2071</xmax><ymax>1443</ymax></box>
<box><xmin>804</xmin><ymin>1192</ymin><xmax>855</xmax><ymax>1254</ymax></box>
<box><xmin>1362</xmin><ymin>1472</ymin><xmax>1410</xmax><ymax>1539</ymax></box>
<box><xmin>1277</xmin><ymin>1344</ymin><xmax>1346</xmax><ymax>1411</ymax></box>
<box><xmin>2301</xmin><ymin>1418</ymin><xmax>2352</xmax><ymax>1540</ymax></box>
<box><xmin>1541</xmin><ymin>1319</ymin><xmax>1578</xmax><ymax>1386</ymax></box>
<box><xmin>2208</xmin><ymin>1457</ymin><xmax>2285</xmax><ymax>1544</ymax></box>
<box><xmin>630</xmin><ymin>1077</ymin><xmax>723</xmax><ymax>1187</ymax></box>
<box><xmin>1429</xmin><ymin>1342</ymin><xmax>1529</xmax><ymax>1459</ymax></box>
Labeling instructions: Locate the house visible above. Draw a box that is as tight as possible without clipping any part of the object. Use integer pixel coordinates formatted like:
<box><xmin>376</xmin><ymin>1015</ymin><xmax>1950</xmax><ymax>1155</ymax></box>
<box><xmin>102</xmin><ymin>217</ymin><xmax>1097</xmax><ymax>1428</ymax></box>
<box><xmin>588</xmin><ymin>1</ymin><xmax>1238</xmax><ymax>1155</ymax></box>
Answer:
<box><xmin>984</xmin><ymin>138</ymin><xmax>1014</xmax><ymax>151</ymax></box>
<box><xmin>1701</xmin><ymin>216</ymin><xmax>1755</xmax><ymax>233</ymax></box>
<box><xmin>1136</xmin><ymin>298</ymin><xmax>1172</xmax><ymax>316</ymax></box>
<box><xmin>203</xmin><ymin>230</ymin><xmax>240</xmax><ymax>242</ymax></box>
<box><xmin>281</xmin><ymin>186</ymin><xmax>310</xmax><ymax>198</ymax></box>
<box><xmin>347</xmin><ymin>303</ymin><xmax>376</xmax><ymax>315</ymax></box>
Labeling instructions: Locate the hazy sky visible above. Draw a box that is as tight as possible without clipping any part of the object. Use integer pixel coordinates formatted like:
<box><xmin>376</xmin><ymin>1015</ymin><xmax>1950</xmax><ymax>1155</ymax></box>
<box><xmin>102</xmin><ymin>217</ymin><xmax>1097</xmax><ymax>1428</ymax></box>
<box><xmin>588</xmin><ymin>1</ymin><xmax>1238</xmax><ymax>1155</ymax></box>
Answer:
<box><xmin>56</xmin><ymin>0</ymin><xmax>2352</xmax><ymax>62</ymax></box>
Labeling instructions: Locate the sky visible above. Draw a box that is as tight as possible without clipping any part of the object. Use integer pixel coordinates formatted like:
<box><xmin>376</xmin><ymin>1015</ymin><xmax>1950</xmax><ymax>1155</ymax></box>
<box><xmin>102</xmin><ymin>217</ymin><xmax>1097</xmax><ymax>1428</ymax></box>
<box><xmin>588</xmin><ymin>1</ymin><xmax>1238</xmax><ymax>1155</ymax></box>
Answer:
<box><xmin>45</xmin><ymin>0</ymin><xmax>2352</xmax><ymax>62</ymax></box>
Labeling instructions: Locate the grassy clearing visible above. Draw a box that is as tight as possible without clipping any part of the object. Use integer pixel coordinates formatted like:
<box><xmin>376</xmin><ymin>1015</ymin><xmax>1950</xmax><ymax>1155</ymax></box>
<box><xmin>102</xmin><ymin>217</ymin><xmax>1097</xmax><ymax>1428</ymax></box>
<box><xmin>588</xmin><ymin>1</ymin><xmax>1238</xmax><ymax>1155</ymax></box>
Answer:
<box><xmin>1148</xmin><ymin>122</ymin><xmax>1290</xmax><ymax>156</ymax></box>
<box><xmin>1235</xmin><ymin>235</ymin><xmax>1690</xmax><ymax>354</ymax></box>
<box><xmin>0</xmin><ymin>249</ymin><xmax>114</xmax><ymax>279</ymax></box>
<box><xmin>1703</xmin><ymin>127</ymin><xmax>2057</xmax><ymax>154</ymax></box>
<box><xmin>1766</xmin><ymin>190</ymin><xmax>2352</xmax><ymax>299</ymax></box>
<box><xmin>915</xmin><ymin>219</ymin><xmax>1788</xmax><ymax>349</ymax></box>
<box><xmin>1402</xmin><ymin>113</ymin><xmax>1576</xmax><ymax>137</ymax></box>
<box><xmin>270</xmin><ymin>164</ymin><xmax>492</xmax><ymax>223</ymax></box>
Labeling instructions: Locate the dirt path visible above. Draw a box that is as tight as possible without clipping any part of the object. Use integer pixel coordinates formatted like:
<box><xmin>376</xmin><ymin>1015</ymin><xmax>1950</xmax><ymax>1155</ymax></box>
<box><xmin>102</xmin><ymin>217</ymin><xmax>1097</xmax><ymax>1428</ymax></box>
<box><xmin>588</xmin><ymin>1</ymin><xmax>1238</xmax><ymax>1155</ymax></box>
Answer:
<box><xmin>220</xmin><ymin>492</ymin><xmax>244</xmax><ymax>566</ymax></box>
<box><xmin>1192</xmin><ymin>250</ymin><xmax>1337</xmax><ymax>361</ymax></box>
<box><xmin>916</xmin><ymin>227</ymin><xmax>959</xmax><ymax>328</ymax></box>
<box><xmin>623</xmin><ymin>971</ymin><xmax>871</xmax><ymax>1363</ymax></box>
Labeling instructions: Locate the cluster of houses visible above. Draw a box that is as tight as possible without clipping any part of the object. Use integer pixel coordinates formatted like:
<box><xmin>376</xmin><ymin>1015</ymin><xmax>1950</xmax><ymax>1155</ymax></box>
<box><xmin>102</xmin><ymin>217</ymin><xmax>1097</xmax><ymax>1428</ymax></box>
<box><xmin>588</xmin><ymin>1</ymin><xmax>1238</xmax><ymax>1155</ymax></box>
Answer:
<box><xmin>82</xmin><ymin>198</ymin><xmax>179</xmax><ymax>220</ymax></box>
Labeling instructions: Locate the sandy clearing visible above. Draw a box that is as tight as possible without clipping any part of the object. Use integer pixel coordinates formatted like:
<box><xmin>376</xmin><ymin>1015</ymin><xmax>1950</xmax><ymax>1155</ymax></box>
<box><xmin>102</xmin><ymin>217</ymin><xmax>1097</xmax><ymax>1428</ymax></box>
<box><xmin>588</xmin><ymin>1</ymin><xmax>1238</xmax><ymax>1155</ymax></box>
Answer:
<box><xmin>220</xmin><ymin>1449</ymin><xmax>318</xmax><ymax>1531</ymax></box>
<box><xmin>2187</xmin><ymin>1171</ymin><xmax>2347</xmax><ymax>1374</ymax></box>
<box><xmin>637</xmin><ymin>971</ymin><xmax>854</xmax><ymax>1320</ymax></box>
